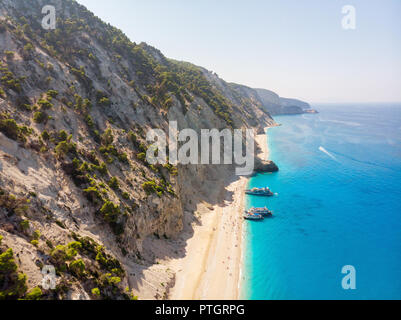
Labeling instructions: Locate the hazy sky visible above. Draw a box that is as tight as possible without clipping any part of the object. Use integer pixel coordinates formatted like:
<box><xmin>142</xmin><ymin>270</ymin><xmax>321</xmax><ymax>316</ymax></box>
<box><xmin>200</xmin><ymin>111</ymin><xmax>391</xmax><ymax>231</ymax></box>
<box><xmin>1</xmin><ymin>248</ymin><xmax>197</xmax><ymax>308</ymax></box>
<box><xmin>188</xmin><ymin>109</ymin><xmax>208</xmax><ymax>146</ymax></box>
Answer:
<box><xmin>77</xmin><ymin>0</ymin><xmax>401</xmax><ymax>103</ymax></box>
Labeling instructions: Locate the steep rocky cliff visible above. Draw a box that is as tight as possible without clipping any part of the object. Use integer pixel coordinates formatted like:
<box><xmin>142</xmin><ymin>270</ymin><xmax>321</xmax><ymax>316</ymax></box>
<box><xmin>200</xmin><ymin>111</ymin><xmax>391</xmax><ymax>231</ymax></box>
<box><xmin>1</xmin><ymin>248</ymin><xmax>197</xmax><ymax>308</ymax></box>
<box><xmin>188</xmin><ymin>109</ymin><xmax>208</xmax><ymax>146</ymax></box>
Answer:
<box><xmin>0</xmin><ymin>0</ymin><xmax>278</xmax><ymax>300</ymax></box>
<box><xmin>279</xmin><ymin>97</ymin><xmax>310</xmax><ymax>110</ymax></box>
<box><xmin>254</xmin><ymin>88</ymin><xmax>283</xmax><ymax>115</ymax></box>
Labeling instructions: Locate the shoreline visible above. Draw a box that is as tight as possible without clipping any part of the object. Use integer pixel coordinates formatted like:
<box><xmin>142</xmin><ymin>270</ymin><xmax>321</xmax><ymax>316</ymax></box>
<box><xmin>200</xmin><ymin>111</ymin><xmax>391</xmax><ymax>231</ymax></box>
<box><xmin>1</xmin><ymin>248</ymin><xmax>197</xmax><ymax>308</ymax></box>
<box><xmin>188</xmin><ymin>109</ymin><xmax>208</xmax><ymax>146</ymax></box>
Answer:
<box><xmin>166</xmin><ymin>127</ymin><xmax>270</xmax><ymax>300</ymax></box>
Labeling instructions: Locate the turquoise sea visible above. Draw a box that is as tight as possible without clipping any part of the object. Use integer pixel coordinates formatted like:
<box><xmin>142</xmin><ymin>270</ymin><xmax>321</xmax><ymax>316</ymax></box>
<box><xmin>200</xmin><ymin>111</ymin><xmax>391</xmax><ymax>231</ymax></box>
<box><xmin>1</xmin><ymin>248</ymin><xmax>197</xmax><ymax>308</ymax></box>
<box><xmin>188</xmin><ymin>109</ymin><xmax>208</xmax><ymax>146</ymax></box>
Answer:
<box><xmin>241</xmin><ymin>103</ymin><xmax>401</xmax><ymax>300</ymax></box>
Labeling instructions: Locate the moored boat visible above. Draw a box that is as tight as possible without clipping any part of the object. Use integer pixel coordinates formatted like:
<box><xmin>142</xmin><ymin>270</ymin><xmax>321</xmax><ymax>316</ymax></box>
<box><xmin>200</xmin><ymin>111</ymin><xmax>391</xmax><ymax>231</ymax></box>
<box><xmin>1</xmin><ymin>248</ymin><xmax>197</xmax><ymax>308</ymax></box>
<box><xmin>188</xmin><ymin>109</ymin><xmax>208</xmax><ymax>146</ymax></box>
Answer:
<box><xmin>245</xmin><ymin>187</ymin><xmax>274</xmax><ymax>196</ymax></box>
<box><xmin>249</xmin><ymin>207</ymin><xmax>273</xmax><ymax>217</ymax></box>
<box><xmin>243</xmin><ymin>211</ymin><xmax>264</xmax><ymax>221</ymax></box>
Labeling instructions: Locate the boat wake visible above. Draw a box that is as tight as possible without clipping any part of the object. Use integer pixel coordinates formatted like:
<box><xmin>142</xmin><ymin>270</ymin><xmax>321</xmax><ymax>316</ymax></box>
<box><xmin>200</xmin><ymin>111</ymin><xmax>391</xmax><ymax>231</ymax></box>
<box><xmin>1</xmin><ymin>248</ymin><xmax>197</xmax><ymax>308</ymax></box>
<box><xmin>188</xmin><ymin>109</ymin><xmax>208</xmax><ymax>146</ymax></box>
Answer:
<box><xmin>321</xmin><ymin>147</ymin><xmax>396</xmax><ymax>171</ymax></box>
<box><xmin>318</xmin><ymin>146</ymin><xmax>339</xmax><ymax>162</ymax></box>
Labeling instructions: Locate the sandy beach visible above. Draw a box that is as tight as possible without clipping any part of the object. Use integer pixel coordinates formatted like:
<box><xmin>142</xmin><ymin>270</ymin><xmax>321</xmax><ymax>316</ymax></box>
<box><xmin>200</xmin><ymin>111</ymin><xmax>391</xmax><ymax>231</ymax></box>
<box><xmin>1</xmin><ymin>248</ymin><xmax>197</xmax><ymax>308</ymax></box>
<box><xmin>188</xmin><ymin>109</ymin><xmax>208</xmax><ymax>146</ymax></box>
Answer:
<box><xmin>255</xmin><ymin>128</ymin><xmax>270</xmax><ymax>161</ymax></box>
<box><xmin>167</xmin><ymin>128</ymin><xmax>270</xmax><ymax>300</ymax></box>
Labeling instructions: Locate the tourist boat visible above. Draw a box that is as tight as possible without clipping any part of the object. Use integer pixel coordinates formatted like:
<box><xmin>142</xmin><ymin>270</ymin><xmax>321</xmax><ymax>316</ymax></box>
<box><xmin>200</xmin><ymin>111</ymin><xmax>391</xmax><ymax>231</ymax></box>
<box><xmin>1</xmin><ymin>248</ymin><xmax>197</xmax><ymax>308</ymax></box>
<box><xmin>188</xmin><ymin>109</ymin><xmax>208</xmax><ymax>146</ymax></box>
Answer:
<box><xmin>249</xmin><ymin>207</ymin><xmax>273</xmax><ymax>217</ymax></box>
<box><xmin>245</xmin><ymin>187</ymin><xmax>274</xmax><ymax>196</ymax></box>
<box><xmin>243</xmin><ymin>211</ymin><xmax>264</xmax><ymax>221</ymax></box>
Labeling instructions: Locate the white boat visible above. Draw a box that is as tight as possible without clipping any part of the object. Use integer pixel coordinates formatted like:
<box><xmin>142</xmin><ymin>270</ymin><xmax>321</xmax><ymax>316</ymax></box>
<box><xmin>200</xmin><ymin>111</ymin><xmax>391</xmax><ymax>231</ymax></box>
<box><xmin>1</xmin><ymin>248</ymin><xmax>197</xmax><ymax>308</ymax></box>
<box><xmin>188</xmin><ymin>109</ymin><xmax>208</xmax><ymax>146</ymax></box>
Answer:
<box><xmin>245</xmin><ymin>187</ymin><xmax>274</xmax><ymax>197</ymax></box>
<box><xmin>243</xmin><ymin>211</ymin><xmax>264</xmax><ymax>221</ymax></box>
<box><xmin>249</xmin><ymin>207</ymin><xmax>273</xmax><ymax>217</ymax></box>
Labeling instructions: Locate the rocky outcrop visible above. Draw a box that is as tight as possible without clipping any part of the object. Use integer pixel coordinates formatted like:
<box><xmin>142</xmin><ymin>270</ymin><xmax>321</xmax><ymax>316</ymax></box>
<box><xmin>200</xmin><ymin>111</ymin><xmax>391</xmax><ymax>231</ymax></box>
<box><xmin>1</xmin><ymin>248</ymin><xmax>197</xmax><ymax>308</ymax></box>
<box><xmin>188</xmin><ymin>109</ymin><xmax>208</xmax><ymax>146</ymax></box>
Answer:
<box><xmin>280</xmin><ymin>97</ymin><xmax>311</xmax><ymax>109</ymax></box>
<box><xmin>255</xmin><ymin>88</ymin><xmax>312</xmax><ymax>115</ymax></box>
<box><xmin>254</xmin><ymin>159</ymin><xmax>279</xmax><ymax>173</ymax></box>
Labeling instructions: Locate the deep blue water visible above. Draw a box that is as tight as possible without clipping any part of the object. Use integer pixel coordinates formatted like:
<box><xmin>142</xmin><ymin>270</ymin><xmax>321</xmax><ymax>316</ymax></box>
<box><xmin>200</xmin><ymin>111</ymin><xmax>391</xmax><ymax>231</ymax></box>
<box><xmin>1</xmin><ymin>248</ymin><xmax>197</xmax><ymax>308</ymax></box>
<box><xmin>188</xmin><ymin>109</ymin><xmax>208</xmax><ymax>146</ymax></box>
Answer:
<box><xmin>241</xmin><ymin>104</ymin><xmax>401</xmax><ymax>300</ymax></box>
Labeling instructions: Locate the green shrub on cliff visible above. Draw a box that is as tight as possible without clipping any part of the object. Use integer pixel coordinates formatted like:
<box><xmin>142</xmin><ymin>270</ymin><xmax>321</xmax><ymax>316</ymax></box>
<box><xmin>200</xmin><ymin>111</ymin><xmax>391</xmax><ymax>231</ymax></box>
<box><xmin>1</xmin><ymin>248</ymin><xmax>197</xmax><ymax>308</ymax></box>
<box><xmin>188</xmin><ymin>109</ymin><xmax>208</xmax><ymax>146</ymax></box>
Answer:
<box><xmin>91</xmin><ymin>287</ymin><xmax>101</xmax><ymax>297</ymax></box>
<box><xmin>108</xmin><ymin>177</ymin><xmax>119</xmax><ymax>190</ymax></box>
<box><xmin>58</xmin><ymin>130</ymin><xmax>69</xmax><ymax>142</ymax></box>
<box><xmin>118</xmin><ymin>152</ymin><xmax>128</xmax><ymax>163</ymax></box>
<box><xmin>68</xmin><ymin>241</ymin><xmax>83</xmax><ymax>251</ymax></box>
<box><xmin>164</xmin><ymin>163</ymin><xmax>178</xmax><ymax>176</ymax></box>
<box><xmin>30</xmin><ymin>240</ymin><xmax>38</xmax><ymax>247</ymax></box>
<box><xmin>25</xmin><ymin>287</ymin><xmax>42</xmax><ymax>300</ymax></box>
<box><xmin>0</xmin><ymin>118</ymin><xmax>20</xmax><ymax>140</ymax></box>
<box><xmin>41</xmin><ymin>130</ymin><xmax>50</xmax><ymax>141</ymax></box>
<box><xmin>47</xmin><ymin>90</ymin><xmax>59</xmax><ymax>98</ymax></box>
<box><xmin>0</xmin><ymin>192</ymin><xmax>30</xmax><ymax>216</ymax></box>
<box><xmin>83</xmin><ymin>186</ymin><xmax>103</xmax><ymax>203</ymax></box>
<box><xmin>55</xmin><ymin>140</ymin><xmax>76</xmax><ymax>158</ymax></box>
<box><xmin>95</xmin><ymin>246</ymin><xmax>124</xmax><ymax>275</ymax></box>
<box><xmin>0</xmin><ymin>248</ymin><xmax>17</xmax><ymax>274</ymax></box>
<box><xmin>85</xmin><ymin>115</ymin><xmax>94</xmax><ymax>127</ymax></box>
<box><xmin>32</xmin><ymin>230</ymin><xmax>41</xmax><ymax>240</ymax></box>
<box><xmin>0</xmin><ymin>272</ymin><xmax>27</xmax><ymax>300</ymax></box>
<box><xmin>142</xmin><ymin>180</ymin><xmax>164</xmax><ymax>196</ymax></box>
<box><xmin>69</xmin><ymin>259</ymin><xmax>86</xmax><ymax>277</ymax></box>
<box><xmin>89</xmin><ymin>161</ymin><xmax>108</xmax><ymax>175</ymax></box>
<box><xmin>33</xmin><ymin>111</ymin><xmax>47</xmax><ymax>123</ymax></box>
<box><xmin>100</xmin><ymin>273</ymin><xmax>121</xmax><ymax>286</ymax></box>
<box><xmin>20</xmin><ymin>220</ymin><xmax>30</xmax><ymax>231</ymax></box>
<box><xmin>101</xmin><ymin>128</ymin><xmax>114</xmax><ymax>145</ymax></box>
<box><xmin>136</xmin><ymin>152</ymin><xmax>146</xmax><ymax>161</ymax></box>
<box><xmin>0</xmin><ymin>116</ymin><xmax>31</xmax><ymax>142</ymax></box>
<box><xmin>0</xmin><ymin>68</ymin><xmax>22</xmax><ymax>92</ymax></box>
<box><xmin>70</xmin><ymin>234</ymin><xmax>97</xmax><ymax>257</ymax></box>
<box><xmin>4</xmin><ymin>50</ymin><xmax>15</xmax><ymax>59</ymax></box>
<box><xmin>71</xmin><ymin>66</ymin><xmax>87</xmax><ymax>81</ymax></box>
<box><xmin>0</xmin><ymin>248</ymin><xmax>28</xmax><ymax>300</ymax></box>
<box><xmin>37</xmin><ymin>99</ymin><xmax>53</xmax><ymax>110</ymax></box>
<box><xmin>50</xmin><ymin>243</ymin><xmax>79</xmax><ymax>268</ymax></box>
<box><xmin>98</xmin><ymin>97</ymin><xmax>111</xmax><ymax>106</ymax></box>
<box><xmin>98</xmin><ymin>162</ymin><xmax>108</xmax><ymax>175</ymax></box>
<box><xmin>100</xmin><ymin>201</ymin><xmax>120</xmax><ymax>223</ymax></box>
<box><xmin>55</xmin><ymin>141</ymin><xmax>70</xmax><ymax>157</ymax></box>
